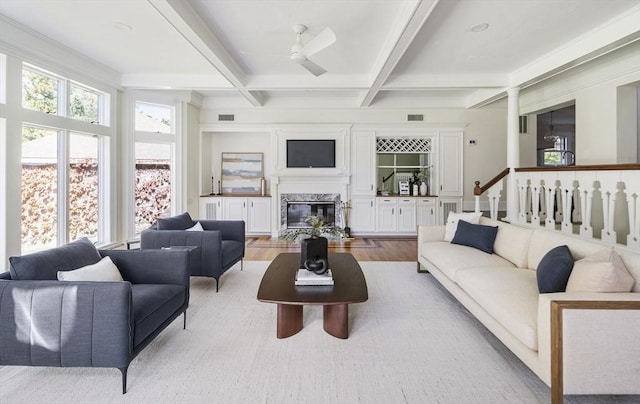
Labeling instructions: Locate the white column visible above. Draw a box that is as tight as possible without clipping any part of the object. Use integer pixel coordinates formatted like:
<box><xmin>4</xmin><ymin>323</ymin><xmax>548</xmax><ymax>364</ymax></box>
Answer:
<box><xmin>506</xmin><ymin>87</ymin><xmax>520</xmax><ymax>222</ymax></box>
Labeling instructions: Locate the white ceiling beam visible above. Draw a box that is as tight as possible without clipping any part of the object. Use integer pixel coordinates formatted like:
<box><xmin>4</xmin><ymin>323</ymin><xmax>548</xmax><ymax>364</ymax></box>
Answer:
<box><xmin>148</xmin><ymin>0</ymin><xmax>262</xmax><ymax>107</ymax></box>
<box><xmin>121</xmin><ymin>73</ymin><xmax>235</xmax><ymax>89</ymax></box>
<box><xmin>358</xmin><ymin>0</ymin><xmax>440</xmax><ymax>107</ymax></box>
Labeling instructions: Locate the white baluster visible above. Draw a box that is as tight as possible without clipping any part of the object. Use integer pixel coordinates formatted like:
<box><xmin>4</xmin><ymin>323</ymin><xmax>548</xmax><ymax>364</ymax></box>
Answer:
<box><xmin>487</xmin><ymin>180</ymin><xmax>503</xmax><ymax>220</ymax></box>
<box><xmin>600</xmin><ymin>174</ymin><xmax>618</xmax><ymax>244</ymax></box>
<box><xmin>561</xmin><ymin>177</ymin><xmax>575</xmax><ymax>234</ymax></box>
<box><xmin>531</xmin><ymin>179</ymin><xmax>541</xmax><ymax>226</ymax></box>
<box><xmin>474</xmin><ymin>195</ymin><xmax>480</xmax><ymax>214</ymax></box>
<box><xmin>546</xmin><ymin>181</ymin><xmax>557</xmax><ymax>229</ymax></box>
<box><xmin>518</xmin><ymin>178</ymin><xmax>527</xmax><ymax>224</ymax></box>
<box><xmin>578</xmin><ymin>174</ymin><xmax>594</xmax><ymax>240</ymax></box>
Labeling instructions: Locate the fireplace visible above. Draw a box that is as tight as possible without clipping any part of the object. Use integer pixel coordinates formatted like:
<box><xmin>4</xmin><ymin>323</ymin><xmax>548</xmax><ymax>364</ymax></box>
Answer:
<box><xmin>287</xmin><ymin>201</ymin><xmax>335</xmax><ymax>229</ymax></box>
<box><xmin>280</xmin><ymin>193</ymin><xmax>342</xmax><ymax>234</ymax></box>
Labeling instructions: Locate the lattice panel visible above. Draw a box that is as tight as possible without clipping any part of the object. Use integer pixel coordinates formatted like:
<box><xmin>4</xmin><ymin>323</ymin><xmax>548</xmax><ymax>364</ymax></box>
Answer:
<box><xmin>376</xmin><ymin>137</ymin><xmax>432</xmax><ymax>153</ymax></box>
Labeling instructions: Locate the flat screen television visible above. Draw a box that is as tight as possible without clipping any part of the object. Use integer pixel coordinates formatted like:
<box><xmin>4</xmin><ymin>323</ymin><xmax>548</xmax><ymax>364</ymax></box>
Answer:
<box><xmin>286</xmin><ymin>139</ymin><xmax>336</xmax><ymax>168</ymax></box>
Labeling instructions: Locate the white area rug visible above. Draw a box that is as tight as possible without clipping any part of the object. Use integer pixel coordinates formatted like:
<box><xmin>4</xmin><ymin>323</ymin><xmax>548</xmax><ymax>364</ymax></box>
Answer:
<box><xmin>1</xmin><ymin>261</ymin><xmax>635</xmax><ymax>403</ymax></box>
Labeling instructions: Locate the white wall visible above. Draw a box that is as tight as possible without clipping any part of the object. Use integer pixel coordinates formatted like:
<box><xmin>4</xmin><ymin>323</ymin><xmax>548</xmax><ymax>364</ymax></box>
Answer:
<box><xmin>196</xmin><ymin>108</ymin><xmax>508</xmax><ymax>208</ymax></box>
<box><xmin>519</xmin><ymin>41</ymin><xmax>640</xmax><ymax>164</ymax></box>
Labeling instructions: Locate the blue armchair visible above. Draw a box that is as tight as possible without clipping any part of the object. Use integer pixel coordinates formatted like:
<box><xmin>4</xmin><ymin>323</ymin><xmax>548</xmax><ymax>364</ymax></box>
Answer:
<box><xmin>140</xmin><ymin>213</ymin><xmax>245</xmax><ymax>292</ymax></box>
<box><xmin>0</xmin><ymin>238</ymin><xmax>190</xmax><ymax>393</ymax></box>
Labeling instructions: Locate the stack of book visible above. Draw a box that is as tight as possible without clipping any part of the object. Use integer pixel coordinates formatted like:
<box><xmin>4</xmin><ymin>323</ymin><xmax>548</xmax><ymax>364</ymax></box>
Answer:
<box><xmin>295</xmin><ymin>269</ymin><xmax>334</xmax><ymax>286</ymax></box>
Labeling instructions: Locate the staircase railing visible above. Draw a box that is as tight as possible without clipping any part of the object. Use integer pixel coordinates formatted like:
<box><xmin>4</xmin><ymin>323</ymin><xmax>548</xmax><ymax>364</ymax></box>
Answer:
<box><xmin>474</xmin><ymin>168</ymin><xmax>509</xmax><ymax>219</ymax></box>
<box><xmin>475</xmin><ymin>164</ymin><xmax>640</xmax><ymax>252</ymax></box>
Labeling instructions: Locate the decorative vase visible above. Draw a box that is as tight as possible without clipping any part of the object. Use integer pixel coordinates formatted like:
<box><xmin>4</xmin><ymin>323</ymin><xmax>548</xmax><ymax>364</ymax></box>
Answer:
<box><xmin>420</xmin><ymin>181</ymin><xmax>428</xmax><ymax>196</ymax></box>
<box><xmin>300</xmin><ymin>236</ymin><xmax>329</xmax><ymax>273</ymax></box>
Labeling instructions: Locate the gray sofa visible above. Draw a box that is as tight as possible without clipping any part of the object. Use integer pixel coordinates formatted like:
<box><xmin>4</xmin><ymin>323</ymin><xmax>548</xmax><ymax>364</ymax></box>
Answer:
<box><xmin>0</xmin><ymin>238</ymin><xmax>190</xmax><ymax>393</ymax></box>
<box><xmin>140</xmin><ymin>213</ymin><xmax>245</xmax><ymax>292</ymax></box>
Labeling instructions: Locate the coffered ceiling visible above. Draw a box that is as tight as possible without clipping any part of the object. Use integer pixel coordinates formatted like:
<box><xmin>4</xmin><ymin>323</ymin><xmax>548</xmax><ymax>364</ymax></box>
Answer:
<box><xmin>1</xmin><ymin>0</ymin><xmax>638</xmax><ymax>109</ymax></box>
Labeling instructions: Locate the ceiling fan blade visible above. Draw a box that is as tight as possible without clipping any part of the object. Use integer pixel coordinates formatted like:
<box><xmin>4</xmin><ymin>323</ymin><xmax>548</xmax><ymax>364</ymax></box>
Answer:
<box><xmin>299</xmin><ymin>58</ymin><xmax>327</xmax><ymax>76</ymax></box>
<box><xmin>301</xmin><ymin>27</ymin><xmax>336</xmax><ymax>57</ymax></box>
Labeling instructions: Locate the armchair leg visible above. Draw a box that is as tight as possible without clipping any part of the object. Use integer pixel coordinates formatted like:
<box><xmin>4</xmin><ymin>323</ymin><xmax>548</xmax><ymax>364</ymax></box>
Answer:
<box><xmin>119</xmin><ymin>366</ymin><xmax>128</xmax><ymax>394</ymax></box>
<box><xmin>183</xmin><ymin>311</ymin><xmax>187</xmax><ymax>329</ymax></box>
<box><xmin>241</xmin><ymin>259</ymin><xmax>243</xmax><ymax>271</ymax></box>
<box><xmin>215</xmin><ymin>277</ymin><xmax>219</xmax><ymax>293</ymax></box>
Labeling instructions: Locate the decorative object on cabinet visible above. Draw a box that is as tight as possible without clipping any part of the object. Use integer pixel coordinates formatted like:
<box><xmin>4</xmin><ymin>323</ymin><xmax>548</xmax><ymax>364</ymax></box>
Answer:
<box><xmin>221</xmin><ymin>152</ymin><xmax>264</xmax><ymax>194</ymax></box>
<box><xmin>300</xmin><ymin>236</ymin><xmax>329</xmax><ymax>275</ymax></box>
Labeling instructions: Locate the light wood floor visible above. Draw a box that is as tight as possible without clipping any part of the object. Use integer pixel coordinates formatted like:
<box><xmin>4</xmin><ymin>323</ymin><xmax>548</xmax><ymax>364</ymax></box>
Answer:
<box><xmin>244</xmin><ymin>236</ymin><xmax>417</xmax><ymax>261</ymax></box>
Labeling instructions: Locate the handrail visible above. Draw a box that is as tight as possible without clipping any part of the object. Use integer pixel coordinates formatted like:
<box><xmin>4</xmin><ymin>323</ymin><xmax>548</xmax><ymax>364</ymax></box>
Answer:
<box><xmin>516</xmin><ymin>163</ymin><xmax>640</xmax><ymax>172</ymax></box>
<box><xmin>474</xmin><ymin>167</ymin><xmax>510</xmax><ymax>196</ymax></box>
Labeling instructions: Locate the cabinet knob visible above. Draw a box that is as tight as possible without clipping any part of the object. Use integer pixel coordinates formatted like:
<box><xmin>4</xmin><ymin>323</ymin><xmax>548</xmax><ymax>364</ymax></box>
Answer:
<box><xmin>251</xmin><ymin>201</ymin><xmax>254</xmax><ymax>208</ymax></box>
<box><xmin>370</xmin><ymin>201</ymin><xmax>373</xmax><ymax>207</ymax></box>
<box><xmin>392</xmin><ymin>208</ymin><xmax>394</xmax><ymax>215</ymax></box>
<box><xmin>399</xmin><ymin>208</ymin><xmax>402</xmax><ymax>215</ymax></box>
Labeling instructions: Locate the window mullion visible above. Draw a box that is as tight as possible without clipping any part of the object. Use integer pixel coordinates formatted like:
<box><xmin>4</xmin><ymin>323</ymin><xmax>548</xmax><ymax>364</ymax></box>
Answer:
<box><xmin>57</xmin><ymin>129</ymin><xmax>69</xmax><ymax>245</ymax></box>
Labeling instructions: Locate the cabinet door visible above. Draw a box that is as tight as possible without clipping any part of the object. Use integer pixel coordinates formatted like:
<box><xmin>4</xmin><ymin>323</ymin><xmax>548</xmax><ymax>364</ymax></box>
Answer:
<box><xmin>397</xmin><ymin>198</ymin><xmax>416</xmax><ymax>233</ymax></box>
<box><xmin>351</xmin><ymin>131</ymin><xmax>376</xmax><ymax>196</ymax></box>
<box><xmin>199</xmin><ymin>197</ymin><xmax>223</xmax><ymax>220</ymax></box>
<box><xmin>438</xmin><ymin>197</ymin><xmax>463</xmax><ymax>225</ymax></box>
<box><xmin>376</xmin><ymin>198</ymin><xmax>397</xmax><ymax>232</ymax></box>
<box><xmin>248</xmin><ymin>198</ymin><xmax>271</xmax><ymax>233</ymax></box>
<box><xmin>417</xmin><ymin>198</ymin><xmax>436</xmax><ymax>227</ymax></box>
<box><xmin>439</xmin><ymin>131</ymin><xmax>463</xmax><ymax>197</ymax></box>
<box><xmin>350</xmin><ymin>197</ymin><xmax>375</xmax><ymax>233</ymax></box>
<box><xmin>223</xmin><ymin>198</ymin><xmax>248</xmax><ymax>223</ymax></box>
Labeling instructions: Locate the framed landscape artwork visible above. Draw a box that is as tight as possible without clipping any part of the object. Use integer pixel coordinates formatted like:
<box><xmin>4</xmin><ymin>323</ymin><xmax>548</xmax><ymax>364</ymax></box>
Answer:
<box><xmin>221</xmin><ymin>152</ymin><xmax>264</xmax><ymax>194</ymax></box>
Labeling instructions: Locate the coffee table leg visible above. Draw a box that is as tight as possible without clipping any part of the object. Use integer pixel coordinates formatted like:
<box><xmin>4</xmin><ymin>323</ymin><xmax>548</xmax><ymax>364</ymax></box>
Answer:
<box><xmin>323</xmin><ymin>304</ymin><xmax>349</xmax><ymax>339</ymax></box>
<box><xmin>276</xmin><ymin>304</ymin><xmax>303</xmax><ymax>339</ymax></box>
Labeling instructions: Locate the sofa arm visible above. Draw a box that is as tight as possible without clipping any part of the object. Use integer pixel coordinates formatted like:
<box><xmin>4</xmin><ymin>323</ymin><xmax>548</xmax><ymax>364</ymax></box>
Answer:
<box><xmin>417</xmin><ymin>225</ymin><xmax>445</xmax><ymax>245</ymax></box>
<box><xmin>537</xmin><ymin>292</ymin><xmax>640</xmax><ymax>395</ymax></box>
<box><xmin>0</xmin><ymin>271</ymin><xmax>10</xmax><ymax>280</ymax></box>
<box><xmin>0</xmin><ymin>280</ymin><xmax>133</xmax><ymax>369</ymax></box>
<box><xmin>200</xmin><ymin>220</ymin><xmax>245</xmax><ymax>243</ymax></box>
<box><xmin>100</xmin><ymin>249</ymin><xmax>189</xmax><ymax>288</ymax></box>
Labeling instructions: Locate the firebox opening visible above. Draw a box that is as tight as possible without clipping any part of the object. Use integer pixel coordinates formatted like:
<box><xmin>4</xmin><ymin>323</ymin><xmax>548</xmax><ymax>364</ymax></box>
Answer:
<box><xmin>287</xmin><ymin>201</ymin><xmax>335</xmax><ymax>229</ymax></box>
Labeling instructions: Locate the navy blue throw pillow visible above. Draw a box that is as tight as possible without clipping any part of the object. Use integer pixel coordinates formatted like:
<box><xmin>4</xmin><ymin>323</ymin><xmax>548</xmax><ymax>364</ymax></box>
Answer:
<box><xmin>157</xmin><ymin>212</ymin><xmax>194</xmax><ymax>230</ymax></box>
<box><xmin>536</xmin><ymin>245</ymin><xmax>574</xmax><ymax>293</ymax></box>
<box><xmin>450</xmin><ymin>220</ymin><xmax>499</xmax><ymax>254</ymax></box>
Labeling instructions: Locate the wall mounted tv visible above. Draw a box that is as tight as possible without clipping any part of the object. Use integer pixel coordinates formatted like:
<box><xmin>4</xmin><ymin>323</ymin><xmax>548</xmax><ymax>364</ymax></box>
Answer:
<box><xmin>286</xmin><ymin>139</ymin><xmax>336</xmax><ymax>168</ymax></box>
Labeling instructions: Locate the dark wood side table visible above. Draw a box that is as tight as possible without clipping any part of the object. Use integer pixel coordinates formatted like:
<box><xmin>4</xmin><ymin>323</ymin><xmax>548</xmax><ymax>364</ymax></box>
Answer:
<box><xmin>257</xmin><ymin>253</ymin><xmax>368</xmax><ymax>339</ymax></box>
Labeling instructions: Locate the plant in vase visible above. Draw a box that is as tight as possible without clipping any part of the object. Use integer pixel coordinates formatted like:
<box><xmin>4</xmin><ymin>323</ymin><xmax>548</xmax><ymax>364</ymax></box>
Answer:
<box><xmin>280</xmin><ymin>216</ymin><xmax>345</xmax><ymax>274</ymax></box>
<box><xmin>417</xmin><ymin>171</ymin><xmax>429</xmax><ymax>196</ymax></box>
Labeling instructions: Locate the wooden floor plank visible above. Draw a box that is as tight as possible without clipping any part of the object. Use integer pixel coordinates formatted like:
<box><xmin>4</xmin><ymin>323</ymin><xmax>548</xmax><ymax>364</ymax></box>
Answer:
<box><xmin>244</xmin><ymin>236</ymin><xmax>417</xmax><ymax>261</ymax></box>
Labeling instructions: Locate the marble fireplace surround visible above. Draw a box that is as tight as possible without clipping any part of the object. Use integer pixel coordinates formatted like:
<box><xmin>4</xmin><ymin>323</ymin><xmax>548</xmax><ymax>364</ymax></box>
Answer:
<box><xmin>272</xmin><ymin>175</ymin><xmax>349</xmax><ymax>237</ymax></box>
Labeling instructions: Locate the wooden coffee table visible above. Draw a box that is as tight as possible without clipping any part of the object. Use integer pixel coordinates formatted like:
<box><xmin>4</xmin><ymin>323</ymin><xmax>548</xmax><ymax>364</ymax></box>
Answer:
<box><xmin>257</xmin><ymin>253</ymin><xmax>368</xmax><ymax>339</ymax></box>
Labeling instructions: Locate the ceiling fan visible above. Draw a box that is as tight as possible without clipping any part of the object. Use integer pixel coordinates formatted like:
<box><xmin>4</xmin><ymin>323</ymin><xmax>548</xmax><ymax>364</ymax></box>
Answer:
<box><xmin>289</xmin><ymin>24</ymin><xmax>336</xmax><ymax>76</ymax></box>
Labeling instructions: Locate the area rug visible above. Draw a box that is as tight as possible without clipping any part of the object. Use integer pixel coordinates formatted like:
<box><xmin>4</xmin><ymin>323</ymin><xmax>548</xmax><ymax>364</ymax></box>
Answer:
<box><xmin>1</xmin><ymin>261</ymin><xmax>635</xmax><ymax>403</ymax></box>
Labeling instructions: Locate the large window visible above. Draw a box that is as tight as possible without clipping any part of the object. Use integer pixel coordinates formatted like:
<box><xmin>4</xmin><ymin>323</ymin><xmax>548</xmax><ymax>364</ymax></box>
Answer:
<box><xmin>20</xmin><ymin>64</ymin><xmax>110</xmax><ymax>252</ymax></box>
<box><xmin>133</xmin><ymin>101</ymin><xmax>175</xmax><ymax>234</ymax></box>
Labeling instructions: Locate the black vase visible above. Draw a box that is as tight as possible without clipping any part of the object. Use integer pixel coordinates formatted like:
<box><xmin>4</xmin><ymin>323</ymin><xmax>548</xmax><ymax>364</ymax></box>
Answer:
<box><xmin>300</xmin><ymin>236</ymin><xmax>329</xmax><ymax>273</ymax></box>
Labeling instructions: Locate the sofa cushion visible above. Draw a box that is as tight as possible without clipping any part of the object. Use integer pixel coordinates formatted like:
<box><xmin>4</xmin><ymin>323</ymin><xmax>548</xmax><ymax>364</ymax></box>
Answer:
<box><xmin>444</xmin><ymin>211</ymin><xmax>482</xmax><ymax>242</ymax></box>
<box><xmin>420</xmin><ymin>241</ymin><xmax>515</xmax><ymax>281</ymax></box>
<box><xmin>131</xmin><ymin>284</ymin><xmax>186</xmax><ymax>347</ymax></box>
<box><xmin>456</xmin><ymin>266</ymin><xmax>540</xmax><ymax>351</ymax></box>
<box><xmin>616</xmin><ymin>250</ymin><xmax>640</xmax><ymax>292</ymax></box>
<box><xmin>9</xmin><ymin>237</ymin><xmax>102</xmax><ymax>280</ymax></box>
<box><xmin>566</xmin><ymin>248</ymin><xmax>634</xmax><ymax>293</ymax></box>
<box><xmin>451</xmin><ymin>220</ymin><xmax>498</xmax><ymax>254</ymax></box>
<box><xmin>57</xmin><ymin>256</ymin><xmax>124</xmax><ymax>282</ymax></box>
<box><xmin>157</xmin><ymin>212</ymin><xmax>194</xmax><ymax>230</ymax></box>
<box><xmin>479</xmin><ymin>217</ymin><xmax>533</xmax><ymax>268</ymax></box>
<box><xmin>536</xmin><ymin>245</ymin><xmax>574</xmax><ymax>293</ymax></box>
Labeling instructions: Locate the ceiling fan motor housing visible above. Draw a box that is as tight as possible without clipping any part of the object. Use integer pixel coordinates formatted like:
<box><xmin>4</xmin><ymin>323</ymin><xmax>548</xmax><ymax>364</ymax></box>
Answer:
<box><xmin>290</xmin><ymin>52</ymin><xmax>306</xmax><ymax>64</ymax></box>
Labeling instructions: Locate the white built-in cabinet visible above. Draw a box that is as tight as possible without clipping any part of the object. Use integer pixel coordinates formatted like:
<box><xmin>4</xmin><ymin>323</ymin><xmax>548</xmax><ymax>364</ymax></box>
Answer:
<box><xmin>199</xmin><ymin>196</ymin><xmax>271</xmax><ymax>234</ymax></box>
<box><xmin>376</xmin><ymin>197</ymin><xmax>417</xmax><ymax>233</ymax></box>
<box><xmin>350</xmin><ymin>131</ymin><xmax>376</xmax><ymax>196</ymax></box>
<box><xmin>350</xmin><ymin>197</ymin><xmax>376</xmax><ymax>233</ymax></box>
<box><xmin>349</xmin><ymin>127</ymin><xmax>463</xmax><ymax>234</ymax></box>
<box><xmin>438</xmin><ymin>131</ymin><xmax>464</xmax><ymax>197</ymax></box>
<box><xmin>416</xmin><ymin>197</ymin><xmax>437</xmax><ymax>226</ymax></box>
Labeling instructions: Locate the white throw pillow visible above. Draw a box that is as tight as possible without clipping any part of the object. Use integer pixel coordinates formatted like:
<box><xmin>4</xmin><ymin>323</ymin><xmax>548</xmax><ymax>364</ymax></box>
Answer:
<box><xmin>444</xmin><ymin>211</ymin><xmax>482</xmax><ymax>242</ymax></box>
<box><xmin>565</xmin><ymin>248</ymin><xmax>634</xmax><ymax>293</ymax></box>
<box><xmin>57</xmin><ymin>256</ymin><xmax>124</xmax><ymax>282</ymax></box>
<box><xmin>186</xmin><ymin>221</ymin><xmax>204</xmax><ymax>231</ymax></box>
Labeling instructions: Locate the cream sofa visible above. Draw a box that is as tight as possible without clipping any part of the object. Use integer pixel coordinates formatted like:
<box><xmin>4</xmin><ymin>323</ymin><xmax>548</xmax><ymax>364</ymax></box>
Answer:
<box><xmin>417</xmin><ymin>216</ymin><xmax>640</xmax><ymax>395</ymax></box>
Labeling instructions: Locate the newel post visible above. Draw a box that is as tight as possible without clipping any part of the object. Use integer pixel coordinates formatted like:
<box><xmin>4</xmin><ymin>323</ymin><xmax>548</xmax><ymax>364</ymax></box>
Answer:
<box><xmin>474</xmin><ymin>180</ymin><xmax>481</xmax><ymax>213</ymax></box>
